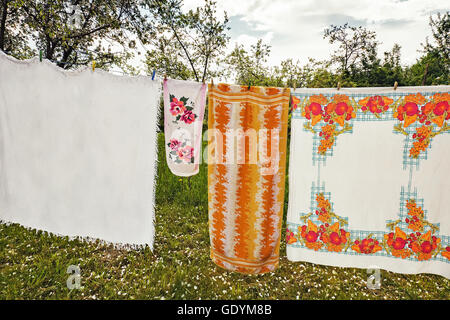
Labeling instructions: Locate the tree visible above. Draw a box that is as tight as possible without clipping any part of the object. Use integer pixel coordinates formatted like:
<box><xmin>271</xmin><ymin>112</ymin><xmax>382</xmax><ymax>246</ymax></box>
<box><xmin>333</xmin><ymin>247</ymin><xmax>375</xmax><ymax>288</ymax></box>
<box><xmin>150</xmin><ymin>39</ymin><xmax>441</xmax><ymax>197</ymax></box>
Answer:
<box><xmin>404</xmin><ymin>12</ymin><xmax>449</xmax><ymax>85</ymax></box>
<box><xmin>0</xmin><ymin>0</ymin><xmax>34</xmax><ymax>59</ymax></box>
<box><xmin>144</xmin><ymin>0</ymin><xmax>229</xmax><ymax>81</ymax></box>
<box><xmin>7</xmin><ymin>0</ymin><xmax>147</xmax><ymax>70</ymax></box>
<box><xmin>301</xmin><ymin>58</ymin><xmax>340</xmax><ymax>88</ymax></box>
<box><xmin>276</xmin><ymin>59</ymin><xmax>301</xmax><ymax>88</ymax></box>
<box><xmin>380</xmin><ymin>43</ymin><xmax>405</xmax><ymax>85</ymax></box>
<box><xmin>422</xmin><ymin>11</ymin><xmax>449</xmax><ymax>71</ymax></box>
<box><xmin>225</xmin><ymin>39</ymin><xmax>282</xmax><ymax>86</ymax></box>
<box><xmin>324</xmin><ymin>23</ymin><xmax>379</xmax><ymax>76</ymax></box>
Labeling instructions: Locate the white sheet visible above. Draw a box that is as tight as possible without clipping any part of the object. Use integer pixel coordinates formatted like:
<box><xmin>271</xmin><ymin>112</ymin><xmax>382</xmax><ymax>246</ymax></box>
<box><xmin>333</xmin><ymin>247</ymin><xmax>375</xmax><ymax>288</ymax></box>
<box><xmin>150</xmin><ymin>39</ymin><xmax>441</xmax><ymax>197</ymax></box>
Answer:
<box><xmin>0</xmin><ymin>51</ymin><xmax>160</xmax><ymax>248</ymax></box>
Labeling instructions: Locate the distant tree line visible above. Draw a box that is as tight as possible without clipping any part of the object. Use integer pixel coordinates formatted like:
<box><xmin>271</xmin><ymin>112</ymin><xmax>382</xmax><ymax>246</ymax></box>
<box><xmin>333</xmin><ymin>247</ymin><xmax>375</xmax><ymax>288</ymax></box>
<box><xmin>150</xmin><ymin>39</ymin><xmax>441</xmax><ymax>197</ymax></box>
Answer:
<box><xmin>226</xmin><ymin>13</ymin><xmax>449</xmax><ymax>88</ymax></box>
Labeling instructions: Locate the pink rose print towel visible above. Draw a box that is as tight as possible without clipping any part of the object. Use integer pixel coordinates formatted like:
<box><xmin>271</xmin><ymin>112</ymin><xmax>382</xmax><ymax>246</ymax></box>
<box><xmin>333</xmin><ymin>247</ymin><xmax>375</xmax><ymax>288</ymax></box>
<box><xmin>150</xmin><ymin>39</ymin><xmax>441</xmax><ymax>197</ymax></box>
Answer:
<box><xmin>163</xmin><ymin>79</ymin><xmax>207</xmax><ymax>176</ymax></box>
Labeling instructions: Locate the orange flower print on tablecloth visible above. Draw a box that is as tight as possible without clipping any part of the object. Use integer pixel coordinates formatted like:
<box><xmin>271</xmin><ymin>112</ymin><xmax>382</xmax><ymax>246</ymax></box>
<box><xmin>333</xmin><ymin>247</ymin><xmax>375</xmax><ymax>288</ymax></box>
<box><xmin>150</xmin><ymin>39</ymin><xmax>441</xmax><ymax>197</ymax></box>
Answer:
<box><xmin>384</xmin><ymin>227</ymin><xmax>411</xmax><ymax>259</ymax></box>
<box><xmin>408</xmin><ymin>230</ymin><xmax>441</xmax><ymax>261</ymax></box>
<box><xmin>287</xmin><ymin>190</ymin><xmax>449</xmax><ymax>263</ymax></box>
<box><xmin>351</xmin><ymin>235</ymin><xmax>382</xmax><ymax>254</ymax></box>
<box><xmin>359</xmin><ymin>95</ymin><xmax>394</xmax><ymax>117</ymax></box>
<box><xmin>314</xmin><ymin>193</ymin><xmax>331</xmax><ymax>223</ymax></box>
<box><xmin>316</xmin><ymin>122</ymin><xmax>353</xmax><ymax>155</ymax></box>
<box><xmin>394</xmin><ymin>93</ymin><xmax>426</xmax><ymax>128</ymax></box>
<box><xmin>321</xmin><ymin>222</ymin><xmax>350</xmax><ymax>252</ymax></box>
<box><xmin>310</xmin><ymin>192</ymin><xmax>347</xmax><ymax>225</ymax></box>
<box><xmin>301</xmin><ymin>94</ymin><xmax>355</xmax><ymax>156</ymax></box>
<box><xmin>418</xmin><ymin>93</ymin><xmax>449</xmax><ymax>126</ymax></box>
<box><xmin>323</xmin><ymin>94</ymin><xmax>356</xmax><ymax>126</ymax></box>
<box><xmin>394</xmin><ymin>102</ymin><xmax>420</xmax><ymax>128</ymax></box>
<box><xmin>318</xmin><ymin>124</ymin><xmax>336</xmax><ymax>155</ymax></box>
<box><xmin>405</xmin><ymin>93</ymin><xmax>427</xmax><ymax>105</ymax></box>
<box><xmin>385</xmin><ymin>197</ymin><xmax>442</xmax><ymax>261</ymax></box>
<box><xmin>442</xmin><ymin>247</ymin><xmax>450</xmax><ymax>260</ymax></box>
<box><xmin>303</xmin><ymin>102</ymin><xmax>324</xmax><ymax>126</ymax></box>
<box><xmin>286</xmin><ymin>228</ymin><xmax>297</xmax><ymax>244</ymax></box>
<box><xmin>298</xmin><ymin>220</ymin><xmax>323</xmax><ymax>251</ymax></box>
<box><xmin>417</xmin><ymin>93</ymin><xmax>450</xmax><ymax>127</ymax></box>
<box><xmin>302</xmin><ymin>94</ymin><xmax>332</xmax><ymax>125</ymax></box>
<box><xmin>310</xmin><ymin>94</ymin><xmax>328</xmax><ymax>105</ymax></box>
<box><xmin>291</xmin><ymin>96</ymin><xmax>301</xmax><ymax>112</ymax></box>
<box><xmin>405</xmin><ymin>199</ymin><xmax>424</xmax><ymax>231</ymax></box>
<box><xmin>394</xmin><ymin>93</ymin><xmax>450</xmax><ymax>158</ymax></box>
<box><xmin>297</xmin><ymin>193</ymin><xmax>350</xmax><ymax>253</ymax></box>
<box><xmin>409</xmin><ymin>125</ymin><xmax>433</xmax><ymax>158</ymax></box>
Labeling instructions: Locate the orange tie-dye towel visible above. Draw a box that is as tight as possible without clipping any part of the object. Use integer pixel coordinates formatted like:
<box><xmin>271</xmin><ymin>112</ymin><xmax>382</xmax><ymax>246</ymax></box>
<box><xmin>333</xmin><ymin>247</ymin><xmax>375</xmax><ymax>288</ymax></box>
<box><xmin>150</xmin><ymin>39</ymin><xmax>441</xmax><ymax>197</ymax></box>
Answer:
<box><xmin>207</xmin><ymin>83</ymin><xmax>290</xmax><ymax>274</ymax></box>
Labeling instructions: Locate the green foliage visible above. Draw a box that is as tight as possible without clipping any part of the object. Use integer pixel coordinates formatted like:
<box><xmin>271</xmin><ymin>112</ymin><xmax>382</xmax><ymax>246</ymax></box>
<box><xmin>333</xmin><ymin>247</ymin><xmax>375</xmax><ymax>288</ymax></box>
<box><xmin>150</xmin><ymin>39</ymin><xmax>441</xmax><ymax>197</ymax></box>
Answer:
<box><xmin>324</xmin><ymin>23</ymin><xmax>379</xmax><ymax>76</ymax></box>
<box><xmin>0</xmin><ymin>0</ymin><xmax>34</xmax><ymax>59</ymax></box>
<box><xmin>1</xmin><ymin>0</ymin><xmax>147</xmax><ymax>70</ymax></box>
<box><xmin>403</xmin><ymin>12</ymin><xmax>449</xmax><ymax>86</ymax></box>
<box><xmin>224</xmin><ymin>39</ymin><xmax>281</xmax><ymax>86</ymax></box>
<box><xmin>404</xmin><ymin>51</ymin><xmax>449</xmax><ymax>86</ymax></box>
<box><xmin>224</xmin><ymin>12</ymin><xmax>448</xmax><ymax>89</ymax></box>
<box><xmin>144</xmin><ymin>0</ymin><xmax>230</xmax><ymax>81</ymax></box>
<box><xmin>2</xmin><ymin>1</ymin><xmax>448</xmax><ymax>87</ymax></box>
<box><xmin>422</xmin><ymin>12</ymin><xmax>449</xmax><ymax>72</ymax></box>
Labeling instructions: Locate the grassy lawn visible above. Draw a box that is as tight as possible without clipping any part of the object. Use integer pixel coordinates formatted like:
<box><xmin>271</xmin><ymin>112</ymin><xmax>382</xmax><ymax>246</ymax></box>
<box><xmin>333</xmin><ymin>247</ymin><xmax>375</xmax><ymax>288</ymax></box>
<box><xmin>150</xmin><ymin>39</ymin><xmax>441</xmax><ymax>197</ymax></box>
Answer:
<box><xmin>0</xmin><ymin>133</ymin><xmax>449</xmax><ymax>299</ymax></box>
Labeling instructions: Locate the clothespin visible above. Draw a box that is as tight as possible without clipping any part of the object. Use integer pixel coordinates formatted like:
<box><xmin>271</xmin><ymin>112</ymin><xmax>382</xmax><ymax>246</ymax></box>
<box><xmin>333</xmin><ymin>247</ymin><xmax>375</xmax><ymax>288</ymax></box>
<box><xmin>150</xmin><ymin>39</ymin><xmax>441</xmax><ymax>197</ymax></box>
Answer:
<box><xmin>39</xmin><ymin>50</ymin><xmax>43</xmax><ymax>62</ymax></box>
<box><xmin>394</xmin><ymin>81</ymin><xmax>398</xmax><ymax>91</ymax></box>
<box><xmin>151</xmin><ymin>70</ymin><xmax>156</xmax><ymax>81</ymax></box>
<box><xmin>293</xmin><ymin>80</ymin><xmax>297</xmax><ymax>91</ymax></box>
<box><xmin>92</xmin><ymin>60</ymin><xmax>96</xmax><ymax>72</ymax></box>
<box><xmin>210</xmin><ymin>78</ymin><xmax>214</xmax><ymax>87</ymax></box>
<box><xmin>164</xmin><ymin>74</ymin><xmax>167</xmax><ymax>82</ymax></box>
<box><xmin>337</xmin><ymin>82</ymin><xmax>341</xmax><ymax>91</ymax></box>
<box><xmin>248</xmin><ymin>81</ymin><xmax>251</xmax><ymax>90</ymax></box>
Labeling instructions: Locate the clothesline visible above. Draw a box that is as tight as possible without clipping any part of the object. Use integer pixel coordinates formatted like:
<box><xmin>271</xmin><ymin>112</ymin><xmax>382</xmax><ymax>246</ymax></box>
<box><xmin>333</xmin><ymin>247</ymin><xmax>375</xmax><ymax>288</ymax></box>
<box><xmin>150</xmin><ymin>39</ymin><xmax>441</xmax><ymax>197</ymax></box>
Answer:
<box><xmin>37</xmin><ymin>51</ymin><xmax>406</xmax><ymax>91</ymax></box>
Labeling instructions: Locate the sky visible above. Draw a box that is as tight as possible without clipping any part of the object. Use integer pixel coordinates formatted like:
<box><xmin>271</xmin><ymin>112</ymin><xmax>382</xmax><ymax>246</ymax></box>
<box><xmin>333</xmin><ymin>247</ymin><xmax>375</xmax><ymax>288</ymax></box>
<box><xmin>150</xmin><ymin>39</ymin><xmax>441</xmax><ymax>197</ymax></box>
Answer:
<box><xmin>182</xmin><ymin>0</ymin><xmax>450</xmax><ymax>67</ymax></box>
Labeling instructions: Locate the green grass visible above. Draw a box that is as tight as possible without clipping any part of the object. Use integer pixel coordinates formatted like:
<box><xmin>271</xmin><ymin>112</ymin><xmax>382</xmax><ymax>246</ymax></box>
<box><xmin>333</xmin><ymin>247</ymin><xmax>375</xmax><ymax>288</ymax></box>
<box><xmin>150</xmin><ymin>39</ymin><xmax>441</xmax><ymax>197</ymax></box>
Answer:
<box><xmin>0</xmin><ymin>133</ymin><xmax>449</xmax><ymax>299</ymax></box>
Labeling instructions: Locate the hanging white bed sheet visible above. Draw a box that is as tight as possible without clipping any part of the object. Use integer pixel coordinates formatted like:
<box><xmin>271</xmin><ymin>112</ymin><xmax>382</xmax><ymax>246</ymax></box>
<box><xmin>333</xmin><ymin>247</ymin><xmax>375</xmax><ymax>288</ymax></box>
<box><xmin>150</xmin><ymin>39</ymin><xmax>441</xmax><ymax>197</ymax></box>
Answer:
<box><xmin>0</xmin><ymin>52</ymin><xmax>160</xmax><ymax>248</ymax></box>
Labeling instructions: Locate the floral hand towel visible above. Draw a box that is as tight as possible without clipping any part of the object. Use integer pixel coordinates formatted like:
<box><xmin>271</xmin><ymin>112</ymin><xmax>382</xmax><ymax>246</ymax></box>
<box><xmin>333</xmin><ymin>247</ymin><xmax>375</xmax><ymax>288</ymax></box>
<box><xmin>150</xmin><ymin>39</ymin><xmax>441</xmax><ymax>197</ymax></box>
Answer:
<box><xmin>164</xmin><ymin>79</ymin><xmax>207</xmax><ymax>176</ymax></box>
<box><xmin>287</xmin><ymin>87</ymin><xmax>450</xmax><ymax>278</ymax></box>
<box><xmin>208</xmin><ymin>83</ymin><xmax>290</xmax><ymax>274</ymax></box>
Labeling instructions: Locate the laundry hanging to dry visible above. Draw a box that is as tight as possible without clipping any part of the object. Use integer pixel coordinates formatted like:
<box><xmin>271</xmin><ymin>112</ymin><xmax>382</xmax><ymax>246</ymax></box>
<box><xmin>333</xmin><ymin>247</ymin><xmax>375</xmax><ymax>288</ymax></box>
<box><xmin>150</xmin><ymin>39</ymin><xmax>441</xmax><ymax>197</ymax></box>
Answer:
<box><xmin>207</xmin><ymin>83</ymin><xmax>290</xmax><ymax>274</ymax></box>
<box><xmin>0</xmin><ymin>51</ymin><xmax>160</xmax><ymax>248</ymax></box>
<box><xmin>163</xmin><ymin>78</ymin><xmax>207</xmax><ymax>177</ymax></box>
<box><xmin>286</xmin><ymin>87</ymin><xmax>450</xmax><ymax>278</ymax></box>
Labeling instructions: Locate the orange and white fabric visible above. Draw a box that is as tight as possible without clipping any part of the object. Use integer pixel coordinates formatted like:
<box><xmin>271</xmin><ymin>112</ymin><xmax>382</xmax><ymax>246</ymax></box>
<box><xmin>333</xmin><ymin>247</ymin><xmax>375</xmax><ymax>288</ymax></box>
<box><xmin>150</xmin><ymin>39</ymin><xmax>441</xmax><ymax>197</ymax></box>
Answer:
<box><xmin>163</xmin><ymin>79</ymin><xmax>207</xmax><ymax>176</ymax></box>
<box><xmin>207</xmin><ymin>83</ymin><xmax>290</xmax><ymax>274</ymax></box>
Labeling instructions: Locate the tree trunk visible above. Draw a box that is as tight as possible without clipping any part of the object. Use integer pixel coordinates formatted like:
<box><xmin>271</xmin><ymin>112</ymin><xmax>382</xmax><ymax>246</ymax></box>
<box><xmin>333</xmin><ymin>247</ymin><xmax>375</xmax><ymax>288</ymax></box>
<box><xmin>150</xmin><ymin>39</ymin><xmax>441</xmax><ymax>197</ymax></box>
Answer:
<box><xmin>0</xmin><ymin>0</ymin><xmax>8</xmax><ymax>51</ymax></box>
<box><xmin>58</xmin><ymin>47</ymin><xmax>74</xmax><ymax>69</ymax></box>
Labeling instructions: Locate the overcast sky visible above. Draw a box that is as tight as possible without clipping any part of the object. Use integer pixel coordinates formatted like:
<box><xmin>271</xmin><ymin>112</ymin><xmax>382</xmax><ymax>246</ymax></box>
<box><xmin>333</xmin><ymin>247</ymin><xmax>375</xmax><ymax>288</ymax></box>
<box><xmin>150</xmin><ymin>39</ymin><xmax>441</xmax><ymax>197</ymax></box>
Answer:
<box><xmin>183</xmin><ymin>0</ymin><xmax>450</xmax><ymax>67</ymax></box>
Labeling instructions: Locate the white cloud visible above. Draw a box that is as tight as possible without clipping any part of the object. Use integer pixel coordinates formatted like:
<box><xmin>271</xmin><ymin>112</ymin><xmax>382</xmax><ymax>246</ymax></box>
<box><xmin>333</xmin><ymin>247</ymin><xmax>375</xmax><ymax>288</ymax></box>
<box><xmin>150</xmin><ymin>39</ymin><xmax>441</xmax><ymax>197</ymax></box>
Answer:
<box><xmin>184</xmin><ymin>0</ymin><xmax>450</xmax><ymax>67</ymax></box>
<box><xmin>234</xmin><ymin>32</ymin><xmax>274</xmax><ymax>50</ymax></box>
